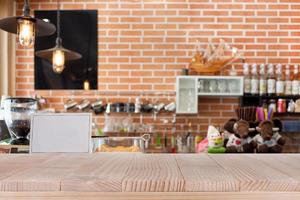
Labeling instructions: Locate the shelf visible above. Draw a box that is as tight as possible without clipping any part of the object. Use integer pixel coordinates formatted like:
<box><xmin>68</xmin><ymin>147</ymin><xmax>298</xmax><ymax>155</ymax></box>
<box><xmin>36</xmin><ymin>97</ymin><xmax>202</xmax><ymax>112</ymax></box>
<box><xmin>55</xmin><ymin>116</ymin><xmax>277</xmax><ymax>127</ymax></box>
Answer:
<box><xmin>274</xmin><ymin>112</ymin><xmax>300</xmax><ymax>116</ymax></box>
<box><xmin>198</xmin><ymin>92</ymin><xmax>242</xmax><ymax>96</ymax></box>
<box><xmin>243</xmin><ymin>95</ymin><xmax>300</xmax><ymax>99</ymax></box>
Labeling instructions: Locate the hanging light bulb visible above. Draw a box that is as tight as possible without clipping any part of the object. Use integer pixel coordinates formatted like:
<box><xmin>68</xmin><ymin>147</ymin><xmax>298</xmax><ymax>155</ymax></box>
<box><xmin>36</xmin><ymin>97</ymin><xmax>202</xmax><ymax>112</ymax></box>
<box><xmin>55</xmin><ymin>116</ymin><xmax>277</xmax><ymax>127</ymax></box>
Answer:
<box><xmin>17</xmin><ymin>18</ymin><xmax>35</xmax><ymax>47</ymax></box>
<box><xmin>35</xmin><ymin>0</ymin><xmax>81</xmax><ymax>74</ymax></box>
<box><xmin>0</xmin><ymin>0</ymin><xmax>56</xmax><ymax>47</ymax></box>
<box><xmin>52</xmin><ymin>49</ymin><xmax>65</xmax><ymax>73</ymax></box>
<box><xmin>83</xmin><ymin>80</ymin><xmax>90</xmax><ymax>90</ymax></box>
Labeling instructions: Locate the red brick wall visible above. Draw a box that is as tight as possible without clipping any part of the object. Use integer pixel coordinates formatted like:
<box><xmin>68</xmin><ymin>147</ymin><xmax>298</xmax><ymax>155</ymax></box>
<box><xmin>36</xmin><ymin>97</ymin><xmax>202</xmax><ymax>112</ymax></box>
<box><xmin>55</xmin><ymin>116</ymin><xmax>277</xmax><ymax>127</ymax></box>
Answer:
<box><xmin>14</xmin><ymin>0</ymin><xmax>300</xmax><ymax>136</ymax></box>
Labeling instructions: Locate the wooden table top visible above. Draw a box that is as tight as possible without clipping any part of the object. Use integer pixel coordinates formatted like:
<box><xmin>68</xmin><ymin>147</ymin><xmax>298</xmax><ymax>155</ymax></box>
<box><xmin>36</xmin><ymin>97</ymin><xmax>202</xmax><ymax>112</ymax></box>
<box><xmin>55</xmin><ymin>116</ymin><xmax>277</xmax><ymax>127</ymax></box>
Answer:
<box><xmin>0</xmin><ymin>153</ymin><xmax>299</xmax><ymax>193</ymax></box>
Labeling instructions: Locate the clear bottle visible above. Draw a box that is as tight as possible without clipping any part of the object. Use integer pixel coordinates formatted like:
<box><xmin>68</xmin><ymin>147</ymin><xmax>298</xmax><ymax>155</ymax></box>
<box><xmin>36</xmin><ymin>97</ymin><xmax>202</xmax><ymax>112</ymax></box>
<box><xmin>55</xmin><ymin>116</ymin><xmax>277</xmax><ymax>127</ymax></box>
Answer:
<box><xmin>243</xmin><ymin>63</ymin><xmax>251</xmax><ymax>95</ymax></box>
<box><xmin>285</xmin><ymin>65</ymin><xmax>292</xmax><ymax>96</ymax></box>
<box><xmin>250</xmin><ymin>64</ymin><xmax>259</xmax><ymax>96</ymax></box>
<box><xmin>259</xmin><ymin>64</ymin><xmax>267</xmax><ymax>96</ymax></box>
<box><xmin>185</xmin><ymin>123</ymin><xmax>192</xmax><ymax>153</ymax></box>
<box><xmin>267</xmin><ymin>64</ymin><xmax>276</xmax><ymax>96</ymax></box>
<box><xmin>292</xmin><ymin>65</ymin><xmax>299</xmax><ymax>96</ymax></box>
<box><xmin>275</xmin><ymin>64</ymin><xmax>284</xmax><ymax>96</ymax></box>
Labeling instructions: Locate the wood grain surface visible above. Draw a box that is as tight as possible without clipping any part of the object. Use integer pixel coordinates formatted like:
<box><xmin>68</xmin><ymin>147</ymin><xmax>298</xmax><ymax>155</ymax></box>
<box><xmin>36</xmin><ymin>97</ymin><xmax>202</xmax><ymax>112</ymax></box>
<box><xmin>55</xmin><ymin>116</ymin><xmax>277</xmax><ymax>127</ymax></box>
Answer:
<box><xmin>0</xmin><ymin>192</ymin><xmax>300</xmax><ymax>200</ymax></box>
<box><xmin>0</xmin><ymin>153</ymin><xmax>299</xmax><ymax>194</ymax></box>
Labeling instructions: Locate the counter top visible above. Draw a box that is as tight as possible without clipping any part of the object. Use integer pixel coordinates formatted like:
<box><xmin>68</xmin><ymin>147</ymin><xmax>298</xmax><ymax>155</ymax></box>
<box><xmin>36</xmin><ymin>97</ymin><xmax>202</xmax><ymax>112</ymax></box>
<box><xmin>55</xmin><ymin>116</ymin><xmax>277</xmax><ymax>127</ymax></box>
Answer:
<box><xmin>0</xmin><ymin>153</ymin><xmax>299</xmax><ymax>193</ymax></box>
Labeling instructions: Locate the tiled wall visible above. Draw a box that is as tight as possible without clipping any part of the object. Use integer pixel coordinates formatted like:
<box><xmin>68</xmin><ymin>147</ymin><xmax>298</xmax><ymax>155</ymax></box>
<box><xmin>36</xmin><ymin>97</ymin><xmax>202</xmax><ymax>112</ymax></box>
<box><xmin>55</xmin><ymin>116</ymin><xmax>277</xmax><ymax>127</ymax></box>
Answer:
<box><xmin>14</xmin><ymin>0</ymin><xmax>300</xmax><ymax>146</ymax></box>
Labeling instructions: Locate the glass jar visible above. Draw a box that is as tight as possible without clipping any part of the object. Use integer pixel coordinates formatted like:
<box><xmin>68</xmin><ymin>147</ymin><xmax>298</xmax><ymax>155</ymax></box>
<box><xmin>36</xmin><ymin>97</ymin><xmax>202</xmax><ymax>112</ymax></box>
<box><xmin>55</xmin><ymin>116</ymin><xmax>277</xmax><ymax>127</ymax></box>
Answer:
<box><xmin>4</xmin><ymin>98</ymin><xmax>37</xmax><ymax>145</ymax></box>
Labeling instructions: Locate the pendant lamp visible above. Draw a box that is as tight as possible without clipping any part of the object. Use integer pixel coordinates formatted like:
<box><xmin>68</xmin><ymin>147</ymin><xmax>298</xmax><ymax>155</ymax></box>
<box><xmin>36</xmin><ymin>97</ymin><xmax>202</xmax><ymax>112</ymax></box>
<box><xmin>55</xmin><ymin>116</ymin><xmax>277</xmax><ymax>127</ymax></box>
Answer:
<box><xmin>0</xmin><ymin>0</ymin><xmax>56</xmax><ymax>48</ymax></box>
<box><xmin>35</xmin><ymin>0</ymin><xmax>82</xmax><ymax>74</ymax></box>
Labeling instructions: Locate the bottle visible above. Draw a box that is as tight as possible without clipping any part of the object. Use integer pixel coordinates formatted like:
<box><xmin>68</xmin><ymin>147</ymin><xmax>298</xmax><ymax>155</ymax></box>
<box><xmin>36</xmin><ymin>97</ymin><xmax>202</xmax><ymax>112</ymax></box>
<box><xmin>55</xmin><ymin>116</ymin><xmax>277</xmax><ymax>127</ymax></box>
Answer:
<box><xmin>285</xmin><ymin>65</ymin><xmax>292</xmax><ymax>96</ymax></box>
<box><xmin>275</xmin><ymin>64</ymin><xmax>284</xmax><ymax>96</ymax></box>
<box><xmin>259</xmin><ymin>64</ymin><xmax>267</xmax><ymax>96</ymax></box>
<box><xmin>268</xmin><ymin>99</ymin><xmax>277</xmax><ymax>113</ymax></box>
<box><xmin>155</xmin><ymin>132</ymin><xmax>162</xmax><ymax>149</ymax></box>
<box><xmin>292</xmin><ymin>65</ymin><xmax>299</xmax><ymax>96</ymax></box>
<box><xmin>187</xmin><ymin>123</ymin><xmax>195</xmax><ymax>153</ymax></box>
<box><xmin>267</xmin><ymin>64</ymin><xmax>276</xmax><ymax>96</ymax></box>
<box><xmin>184</xmin><ymin>123</ymin><xmax>192</xmax><ymax>153</ymax></box>
<box><xmin>243</xmin><ymin>63</ymin><xmax>251</xmax><ymax>95</ymax></box>
<box><xmin>171</xmin><ymin>123</ymin><xmax>176</xmax><ymax>153</ymax></box>
<box><xmin>250</xmin><ymin>64</ymin><xmax>259</xmax><ymax>96</ymax></box>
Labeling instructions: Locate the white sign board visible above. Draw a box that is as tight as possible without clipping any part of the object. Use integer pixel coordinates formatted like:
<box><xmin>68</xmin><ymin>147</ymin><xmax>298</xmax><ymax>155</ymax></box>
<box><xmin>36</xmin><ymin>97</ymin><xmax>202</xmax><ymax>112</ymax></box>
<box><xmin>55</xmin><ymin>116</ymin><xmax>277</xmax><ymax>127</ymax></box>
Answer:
<box><xmin>30</xmin><ymin>113</ymin><xmax>92</xmax><ymax>153</ymax></box>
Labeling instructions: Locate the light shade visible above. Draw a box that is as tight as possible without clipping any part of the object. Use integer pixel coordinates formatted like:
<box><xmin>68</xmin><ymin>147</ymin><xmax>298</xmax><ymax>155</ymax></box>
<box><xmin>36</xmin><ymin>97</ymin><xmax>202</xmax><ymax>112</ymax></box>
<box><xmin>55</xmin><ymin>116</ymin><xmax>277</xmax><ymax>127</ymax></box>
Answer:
<box><xmin>35</xmin><ymin>45</ymin><xmax>82</xmax><ymax>62</ymax></box>
<box><xmin>0</xmin><ymin>16</ymin><xmax>56</xmax><ymax>37</ymax></box>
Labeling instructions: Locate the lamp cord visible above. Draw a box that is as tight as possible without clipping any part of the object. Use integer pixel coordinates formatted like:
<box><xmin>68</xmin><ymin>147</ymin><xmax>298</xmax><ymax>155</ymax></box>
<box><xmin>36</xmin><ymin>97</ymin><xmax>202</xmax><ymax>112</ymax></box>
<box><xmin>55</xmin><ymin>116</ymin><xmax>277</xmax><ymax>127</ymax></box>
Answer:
<box><xmin>57</xmin><ymin>0</ymin><xmax>60</xmax><ymax>39</ymax></box>
<box><xmin>23</xmin><ymin>0</ymin><xmax>30</xmax><ymax>16</ymax></box>
<box><xmin>56</xmin><ymin>0</ymin><xmax>62</xmax><ymax>46</ymax></box>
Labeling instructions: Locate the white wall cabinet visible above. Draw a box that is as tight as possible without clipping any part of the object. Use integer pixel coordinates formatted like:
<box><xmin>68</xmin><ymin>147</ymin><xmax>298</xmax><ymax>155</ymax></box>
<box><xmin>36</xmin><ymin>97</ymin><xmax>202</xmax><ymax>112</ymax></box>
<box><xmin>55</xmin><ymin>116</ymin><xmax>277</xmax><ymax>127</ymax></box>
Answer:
<box><xmin>176</xmin><ymin>76</ymin><xmax>244</xmax><ymax>114</ymax></box>
<box><xmin>176</xmin><ymin>77</ymin><xmax>198</xmax><ymax>114</ymax></box>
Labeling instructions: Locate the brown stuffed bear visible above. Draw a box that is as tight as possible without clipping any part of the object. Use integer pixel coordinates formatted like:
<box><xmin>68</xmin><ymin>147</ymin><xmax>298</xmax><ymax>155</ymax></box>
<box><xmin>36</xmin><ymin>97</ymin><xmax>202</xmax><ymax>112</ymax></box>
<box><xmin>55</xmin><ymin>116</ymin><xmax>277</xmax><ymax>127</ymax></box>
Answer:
<box><xmin>225</xmin><ymin>119</ymin><xmax>257</xmax><ymax>153</ymax></box>
<box><xmin>254</xmin><ymin>120</ymin><xmax>285</xmax><ymax>153</ymax></box>
<box><xmin>222</xmin><ymin>118</ymin><xmax>238</xmax><ymax>147</ymax></box>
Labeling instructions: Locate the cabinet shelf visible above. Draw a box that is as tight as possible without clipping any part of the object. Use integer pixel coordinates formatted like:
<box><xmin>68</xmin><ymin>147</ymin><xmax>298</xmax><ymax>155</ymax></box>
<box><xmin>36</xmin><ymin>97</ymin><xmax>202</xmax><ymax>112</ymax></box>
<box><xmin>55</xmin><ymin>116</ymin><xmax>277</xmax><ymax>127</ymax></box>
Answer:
<box><xmin>176</xmin><ymin>76</ymin><xmax>244</xmax><ymax>114</ymax></box>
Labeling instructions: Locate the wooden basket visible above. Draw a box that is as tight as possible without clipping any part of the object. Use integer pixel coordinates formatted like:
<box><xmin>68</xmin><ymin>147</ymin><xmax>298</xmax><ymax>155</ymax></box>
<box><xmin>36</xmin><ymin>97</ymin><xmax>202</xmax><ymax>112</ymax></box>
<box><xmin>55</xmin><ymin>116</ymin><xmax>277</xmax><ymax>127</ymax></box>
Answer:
<box><xmin>189</xmin><ymin>56</ymin><xmax>237</xmax><ymax>74</ymax></box>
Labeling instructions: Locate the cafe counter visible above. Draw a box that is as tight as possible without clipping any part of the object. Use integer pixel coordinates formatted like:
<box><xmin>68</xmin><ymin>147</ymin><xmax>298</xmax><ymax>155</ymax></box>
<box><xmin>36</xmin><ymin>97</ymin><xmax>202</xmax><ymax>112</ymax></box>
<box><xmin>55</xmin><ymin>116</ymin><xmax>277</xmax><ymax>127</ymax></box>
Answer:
<box><xmin>0</xmin><ymin>153</ymin><xmax>299</xmax><ymax>199</ymax></box>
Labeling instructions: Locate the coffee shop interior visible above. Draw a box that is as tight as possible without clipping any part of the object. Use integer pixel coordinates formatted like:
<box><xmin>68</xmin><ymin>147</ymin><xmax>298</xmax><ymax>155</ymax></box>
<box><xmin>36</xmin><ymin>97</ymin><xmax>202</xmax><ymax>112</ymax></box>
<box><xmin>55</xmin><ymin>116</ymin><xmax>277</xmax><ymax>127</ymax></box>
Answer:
<box><xmin>0</xmin><ymin>0</ymin><xmax>300</xmax><ymax>199</ymax></box>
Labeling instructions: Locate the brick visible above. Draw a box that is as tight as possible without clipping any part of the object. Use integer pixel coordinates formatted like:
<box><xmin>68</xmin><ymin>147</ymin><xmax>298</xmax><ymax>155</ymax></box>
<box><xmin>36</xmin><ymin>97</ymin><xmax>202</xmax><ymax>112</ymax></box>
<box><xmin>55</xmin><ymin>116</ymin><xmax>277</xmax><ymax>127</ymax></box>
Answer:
<box><xmin>108</xmin><ymin>71</ymin><xmax>129</xmax><ymax>76</ymax></box>
<box><xmin>218</xmin><ymin>31</ymin><xmax>243</xmax><ymax>36</ymax></box>
<box><xmin>218</xmin><ymin>18</ymin><xmax>243</xmax><ymax>23</ymax></box>
<box><xmin>167</xmin><ymin>4</ymin><xmax>189</xmax><ymax>9</ymax></box>
<box><xmin>245</xmin><ymin>4</ymin><xmax>266</xmax><ymax>9</ymax></box>
<box><xmin>17</xmin><ymin>57</ymin><xmax>33</xmax><ymax>63</ymax></box>
<box><xmin>155</xmin><ymin>11</ymin><xmax>176</xmax><ymax>16</ymax></box>
<box><xmin>120</xmin><ymin>78</ymin><xmax>141</xmax><ymax>83</ymax></box>
<box><xmin>120</xmin><ymin>51</ymin><xmax>140</xmax><ymax>56</ymax></box>
<box><xmin>120</xmin><ymin>64</ymin><xmax>141</xmax><ymax>69</ymax></box>
<box><xmin>131</xmin><ymin>84</ymin><xmax>152</xmax><ymax>90</ymax></box>
<box><xmin>132</xmin><ymin>11</ymin><xmax>153</xmax><ymax>16</ymax></box>
<box><xmin>246</xmin><ymin>18</ymin><xmax>266</xmax><ymax>23</ymax></box>
<box><xmin>17</xmin><ymin>83</ymin><xmax>33</xmax><ymax>90</ymax></box>
<box><xmin>257</xmin><ymin>52</ymin><xmax>277</xmax><ymax>57</ymax></box>
<box><xmin>108</xmin><ymin>57</ymin><xmax>129</xmax><ymax>63</ymax></box>
<box><xmin>121</xmin><ymin>31</ymin><xmax>142</xmax><ymax>36</ymax></box>
<box><xmin>131</xmin><ymin>57</ymin><xmax>152</xmax><ymax>63</ymax></box>
<box><xmin>143</xmin><ymin>78</ymin><xmax>163</xmax><ymax>83</ymax></box>
<box><xmin>232</xmin><ymin>24</ymin><xmax>255</xmax><ymax>29</ymax></box>
<box><xmin>154</xmin><ymin>71</ymin><xmax>175</xmax><ymax>76</ymax></box>
<box><xmin>153</xmin><ymin>84</ymin><xmax>175</xmax><ymax>90</ymax></box>
<box><xmin>132</xmin><ymin>24</ymin><xmax>153</xmax><ymax>29</ymax></box>
<box><xmin>203</xmin><ymin>10</ymin><xmax>229</xmax><ymax>16</ymax></box>
<box><xmin>121</xmin><ymin>17</ymin><xmax>142</xmax><ymax>23</ymax></box>
<box><xmin>268</xmin><ymin>45</ymin><xmax>289</xmax><ymax>50</ymax></box>
<box><xmin>143</xmin><ymin>51</ymin><xmax>164</xmax><ymax>56</ymax></box>
<box><xmin>144</xmin><ymin>17</ymin><xmax>165</xmax><ymax>23</ymax></box>
<box><xmin>268</xmin><ymin>32</ymin><xmax>288</xmax><ymax>36</ymax></box>
<box><xmin>132</xmin><ymin>71</ymin><xmax>153</xmax><ymax>76</ymax></box>
<box><xmin>232</xmin><ymin>11</ymin><xmax>255</xmax><ymax>16</ymax></box>
<box><xmin>16</xmin><ymin>90</ymin><xmax>29</xmax><ymax>96</ymax></box>
<box><xmin>155</xmin><ymin>24</ymin><xmax>177</xmax><ymax>29</ymax></box>
<box><xmin>203</xmin><ymin>24</ymin><xmax>229</xmax><ymax>29</ymax></box>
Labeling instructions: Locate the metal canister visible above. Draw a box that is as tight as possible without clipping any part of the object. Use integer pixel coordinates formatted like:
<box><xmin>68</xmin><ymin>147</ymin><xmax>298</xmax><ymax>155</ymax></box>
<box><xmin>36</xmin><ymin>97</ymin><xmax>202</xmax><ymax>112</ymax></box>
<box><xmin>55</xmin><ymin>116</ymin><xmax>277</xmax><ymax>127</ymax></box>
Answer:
<box><xmin>277</xmin><ymin>99</ymin><xmax>286</xmax><ymax>113</ymax></box>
